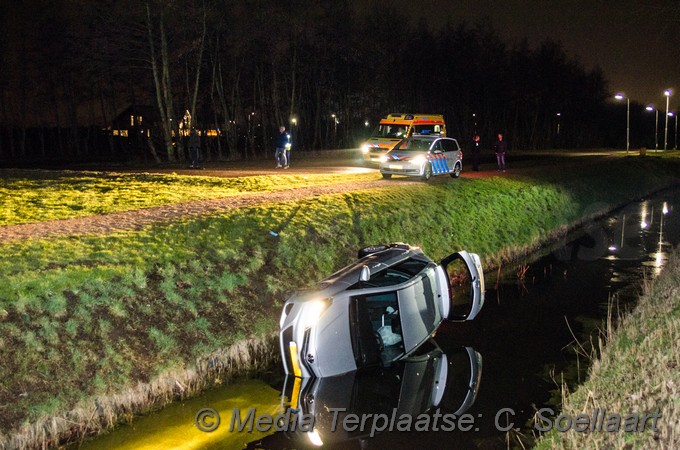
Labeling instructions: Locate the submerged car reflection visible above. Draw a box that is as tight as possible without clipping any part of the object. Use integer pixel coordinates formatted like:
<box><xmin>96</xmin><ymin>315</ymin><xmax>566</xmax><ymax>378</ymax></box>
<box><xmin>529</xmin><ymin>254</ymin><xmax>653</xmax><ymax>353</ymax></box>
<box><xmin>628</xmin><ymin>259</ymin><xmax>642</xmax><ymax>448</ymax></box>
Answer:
<box><xmin>279</xmin><ymin>243</ymin><xmax>485</xmax><ymax>378</ymax></box>
<box><xmin>247</xmin><ymin>345</ymin><xmax>482</xmax><ymax>449</ymax></box>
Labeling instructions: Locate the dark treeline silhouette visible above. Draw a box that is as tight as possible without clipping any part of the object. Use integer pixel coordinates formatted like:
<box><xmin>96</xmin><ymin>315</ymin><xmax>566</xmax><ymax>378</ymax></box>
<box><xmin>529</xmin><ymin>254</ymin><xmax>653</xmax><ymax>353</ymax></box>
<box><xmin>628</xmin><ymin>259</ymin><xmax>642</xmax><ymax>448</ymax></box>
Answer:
<box><xmin>0</xmin><ymin>0</ymin><xmax>644</xmax><ymax>165</ymax></box>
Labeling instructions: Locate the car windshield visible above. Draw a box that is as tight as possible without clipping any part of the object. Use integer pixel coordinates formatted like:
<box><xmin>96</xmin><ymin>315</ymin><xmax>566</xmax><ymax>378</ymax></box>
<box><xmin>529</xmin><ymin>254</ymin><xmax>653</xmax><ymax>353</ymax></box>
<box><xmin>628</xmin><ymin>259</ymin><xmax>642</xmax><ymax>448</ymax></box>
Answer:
<box><xmin>372</xmin><ymin>124</ymin><xmax>408</xmax><ymax>139</ymax></box>
<box><xmin>393</xmin><ymin>139</ymin><xmax>432</xmax><ymax>152</ymax></box>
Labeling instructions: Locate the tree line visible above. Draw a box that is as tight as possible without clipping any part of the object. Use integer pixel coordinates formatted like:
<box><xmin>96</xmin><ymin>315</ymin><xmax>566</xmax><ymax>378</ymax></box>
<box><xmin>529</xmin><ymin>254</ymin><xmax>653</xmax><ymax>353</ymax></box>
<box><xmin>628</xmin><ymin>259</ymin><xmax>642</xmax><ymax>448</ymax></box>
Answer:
<box><xmin>0</xmin><ymin>0</ymin><xmax>634</xmax><ymax>164</ymax></box>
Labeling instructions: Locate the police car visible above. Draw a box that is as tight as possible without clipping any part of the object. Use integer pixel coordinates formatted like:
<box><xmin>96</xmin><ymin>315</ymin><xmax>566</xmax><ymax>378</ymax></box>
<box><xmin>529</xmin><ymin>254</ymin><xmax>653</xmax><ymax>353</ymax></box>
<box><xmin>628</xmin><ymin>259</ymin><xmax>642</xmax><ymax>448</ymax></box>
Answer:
<box><xmin>379</xmin><ymin>136</ymin><xmax>463</xmax><ymax>181</ymax></box>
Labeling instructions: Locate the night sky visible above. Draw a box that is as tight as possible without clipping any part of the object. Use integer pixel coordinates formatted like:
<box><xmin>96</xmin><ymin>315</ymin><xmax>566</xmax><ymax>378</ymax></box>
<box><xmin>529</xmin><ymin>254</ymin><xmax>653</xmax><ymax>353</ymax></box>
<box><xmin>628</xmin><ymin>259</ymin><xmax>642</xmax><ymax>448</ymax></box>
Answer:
<box><xmin>387</xmin><ymin>0</ymin><xmax>680</xmax><ymax>107</ymax></box>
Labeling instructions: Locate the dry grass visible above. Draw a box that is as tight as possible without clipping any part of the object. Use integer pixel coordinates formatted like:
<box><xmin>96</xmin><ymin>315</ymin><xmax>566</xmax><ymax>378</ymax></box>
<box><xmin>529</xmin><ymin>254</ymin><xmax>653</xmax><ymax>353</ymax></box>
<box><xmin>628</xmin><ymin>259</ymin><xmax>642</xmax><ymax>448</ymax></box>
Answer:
<box><xmin>534</xmin><ymin>253</ymin><xmax>680</xmax><ymax>449</ymax></box>
<box><xmin>0</xmin><ymin>333</ymin><xmax>279</xmax><ymax>450</ymax></box>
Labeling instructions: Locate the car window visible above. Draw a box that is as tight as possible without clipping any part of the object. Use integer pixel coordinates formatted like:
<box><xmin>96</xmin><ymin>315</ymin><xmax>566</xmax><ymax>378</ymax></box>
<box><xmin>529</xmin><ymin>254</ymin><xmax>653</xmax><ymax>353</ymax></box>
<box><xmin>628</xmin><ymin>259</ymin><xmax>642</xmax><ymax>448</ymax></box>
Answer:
<box><xmin>396</xmin><ymin>139</ymin><xmax>431</xmax><ymax>151</ymax></box>
<box><xmin>412</xmin><ymin>124</ymin><xmax>442</xmax><ymax>135</ymax></box>
<box><xmin>349</xmin><ymin>258</ymin><xmax>429</xmax><ymax>289</ymax></box>
<box><xmin>441</xmin><ymin>139</ymin><xmax>460</xmax><ymax>152</ymax></box>
<box><xmin>375</xmin><ymin>124</ymin><xmax>408</xmax><ymax>138</ymax></box>
<box><xmin>431</xmin><ymin>141</ymin><xmax>442</xmax><ymax>152</ymax></box>
<box><xmin>350</xmin><ymin>292</ymin><xmax>405</xmax><ymax>364</ymax></box>
<box><xmin>397</xmin><ymin>267</ymin><xmax>440</xmax><ymax>352</ymax></box>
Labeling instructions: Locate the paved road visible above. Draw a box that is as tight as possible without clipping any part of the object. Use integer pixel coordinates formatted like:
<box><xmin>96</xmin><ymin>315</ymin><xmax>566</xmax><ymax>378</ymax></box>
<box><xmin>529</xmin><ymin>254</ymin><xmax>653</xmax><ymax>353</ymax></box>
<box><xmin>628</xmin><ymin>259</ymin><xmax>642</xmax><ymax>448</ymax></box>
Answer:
<box><xmin>109</xmin><ymin>149</ymin><xmax>626</xmax><ymax>179</ymax></box>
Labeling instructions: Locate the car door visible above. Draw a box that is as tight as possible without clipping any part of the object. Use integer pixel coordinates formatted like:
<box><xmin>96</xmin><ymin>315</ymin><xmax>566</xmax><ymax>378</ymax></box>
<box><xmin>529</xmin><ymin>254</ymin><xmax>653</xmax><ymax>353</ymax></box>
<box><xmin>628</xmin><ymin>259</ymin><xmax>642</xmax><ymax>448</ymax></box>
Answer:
<box><xmin>438</xmin><ymin>251</ymin><xmax>485</xmax><ymax>321</ymax></box>
<box><xmin>441</xmin><ymin>138</ymin><xmax>460</xmax><ymax>172</ymax></box>
<box><xmin>429</xmin><ymin>139</ymin><xmax>448</xmax><ymax>174</ymax></box>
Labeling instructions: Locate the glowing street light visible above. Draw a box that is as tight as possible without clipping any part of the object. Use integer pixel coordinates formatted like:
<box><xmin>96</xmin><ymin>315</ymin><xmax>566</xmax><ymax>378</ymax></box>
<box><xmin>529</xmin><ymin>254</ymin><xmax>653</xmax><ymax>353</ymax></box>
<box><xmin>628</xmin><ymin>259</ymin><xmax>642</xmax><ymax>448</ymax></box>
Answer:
<box><xmin>615</xmin><ymin>93</ymin><xmax>629</xmax><ymax>153</ymax></box>
<box><xmin>646</xmin><ymin>106</ymin><xmax>659</xmax><ymax>150</ymax></box>
<box><xmin>664</xmin><ymin>89</ymin><xmax>672</xmax><ymax>151</ymax></box>
<box><xmin>556</xmin><ymin>112</ymin><xmax>561</xmax><ymax>136</ymax></box>
<box><xmin>668</xmin><ymin>112</ymin><xmax>678</xmax><ymax>150</ymax></box>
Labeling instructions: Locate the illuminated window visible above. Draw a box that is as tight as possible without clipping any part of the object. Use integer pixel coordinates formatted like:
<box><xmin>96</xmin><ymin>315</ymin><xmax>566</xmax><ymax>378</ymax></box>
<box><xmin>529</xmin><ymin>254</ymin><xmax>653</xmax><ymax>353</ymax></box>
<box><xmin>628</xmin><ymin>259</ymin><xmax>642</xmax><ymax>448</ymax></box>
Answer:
<box><xmin>137</xmin><ymin>116</ymin><xmax>143</xmax><ymax>125</ymax></box>
<box><xmin>130</xmin><ymin>115</ymin><xmax>134</xmax><ymax>127</ymax></box>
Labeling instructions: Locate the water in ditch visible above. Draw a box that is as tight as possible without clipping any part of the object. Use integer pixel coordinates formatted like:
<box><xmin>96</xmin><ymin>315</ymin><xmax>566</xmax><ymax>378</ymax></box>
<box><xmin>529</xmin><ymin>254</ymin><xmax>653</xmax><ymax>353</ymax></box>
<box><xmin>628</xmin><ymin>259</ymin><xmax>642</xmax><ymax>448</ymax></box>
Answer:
<box><xmin>75</xmin><ymin>187</ymin><xmax>680</xmax><ymax>450</ymax></box>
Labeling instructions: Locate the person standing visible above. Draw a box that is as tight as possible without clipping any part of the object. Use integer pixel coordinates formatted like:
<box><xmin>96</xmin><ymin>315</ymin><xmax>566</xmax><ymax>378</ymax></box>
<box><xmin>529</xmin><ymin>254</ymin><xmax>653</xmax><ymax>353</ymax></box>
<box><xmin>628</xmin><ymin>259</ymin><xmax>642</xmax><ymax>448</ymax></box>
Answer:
<box><xmin>189</xmin><ymin>127</ymin><xmax>201</xmax><ymax>169</ymax></box>
<box><xmin>471</xmin><ymin>134</ymin><xmax>481</xmax><ymax>171</ymax></box>
<box><xmin>275</xmin><ymin>126</ymin><xmax>290</xmax><ymax>168</ymax></box>
<box><xmin>493</xmin><ymin>132</ymin><xmax>507</xmax><ymax>172</ymax></box>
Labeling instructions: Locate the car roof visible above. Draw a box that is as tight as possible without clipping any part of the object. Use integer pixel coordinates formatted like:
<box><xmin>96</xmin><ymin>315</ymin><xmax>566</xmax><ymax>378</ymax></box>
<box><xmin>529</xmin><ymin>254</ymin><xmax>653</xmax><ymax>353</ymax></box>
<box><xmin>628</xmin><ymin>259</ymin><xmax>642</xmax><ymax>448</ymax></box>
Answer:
<box><xmin>288</xmin><ymin>246</ymin><xmax>432</xmax><ymax>301</ymax></box>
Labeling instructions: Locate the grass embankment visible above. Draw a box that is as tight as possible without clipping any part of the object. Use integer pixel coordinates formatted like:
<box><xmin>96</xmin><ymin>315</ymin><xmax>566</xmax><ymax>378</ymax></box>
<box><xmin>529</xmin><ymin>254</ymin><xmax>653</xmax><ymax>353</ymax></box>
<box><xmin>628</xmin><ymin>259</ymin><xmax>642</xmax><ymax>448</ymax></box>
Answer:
<box><xmin>0</xmin><ymin>169</ymin><xmax>376</xmax><ymax>226</ymax></box>
<box><xmin>0</xmin><ymin>155</ymin><xmax>678</xmax><ymax>448</ymax></box>
<box><xmin>534</xmin><ymin>248</ymin><xmax>680</xmax><ymax>449</ymax></box>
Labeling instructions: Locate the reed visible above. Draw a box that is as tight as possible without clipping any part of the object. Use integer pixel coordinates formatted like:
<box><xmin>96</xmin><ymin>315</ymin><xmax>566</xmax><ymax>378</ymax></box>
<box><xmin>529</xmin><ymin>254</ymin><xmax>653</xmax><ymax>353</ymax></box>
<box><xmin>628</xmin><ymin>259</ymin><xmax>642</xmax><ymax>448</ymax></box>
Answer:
<box><xmin>534</xmin><ymin>253</ymin><xmax>680</xmax><ymax>449</ymax></box>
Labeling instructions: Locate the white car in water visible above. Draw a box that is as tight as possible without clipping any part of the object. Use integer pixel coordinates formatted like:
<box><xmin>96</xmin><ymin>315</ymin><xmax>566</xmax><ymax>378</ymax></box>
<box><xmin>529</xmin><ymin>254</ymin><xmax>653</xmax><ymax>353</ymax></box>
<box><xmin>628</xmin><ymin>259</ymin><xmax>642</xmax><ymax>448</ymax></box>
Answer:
<box><xmin>279</xmin><ymin>243</ymin><xmax>485</xmax><ymax>378</ymax></box>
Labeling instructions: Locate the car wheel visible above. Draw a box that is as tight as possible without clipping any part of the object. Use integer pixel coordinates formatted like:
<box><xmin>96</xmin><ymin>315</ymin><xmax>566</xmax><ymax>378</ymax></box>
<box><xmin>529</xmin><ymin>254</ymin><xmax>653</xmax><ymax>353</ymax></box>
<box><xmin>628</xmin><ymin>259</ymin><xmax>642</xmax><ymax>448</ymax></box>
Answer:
<box><xmin>421</xmin><ymin>163</ymin><xmax>433</xmax><ymax>181</ymax></box>
<box><xmin>381</xmin><ymin>173</ymin><xmax>392</xmax><ymax>179</ymax></box>
<box><xmin>450</xmin><ymin>163</ymin><xmax>461</xmax><ymax>178</ymax></box>
<box><xmin>358</xmin><ymin>244</ymin><xmax>388</xmax><ymax>259</ymax></box>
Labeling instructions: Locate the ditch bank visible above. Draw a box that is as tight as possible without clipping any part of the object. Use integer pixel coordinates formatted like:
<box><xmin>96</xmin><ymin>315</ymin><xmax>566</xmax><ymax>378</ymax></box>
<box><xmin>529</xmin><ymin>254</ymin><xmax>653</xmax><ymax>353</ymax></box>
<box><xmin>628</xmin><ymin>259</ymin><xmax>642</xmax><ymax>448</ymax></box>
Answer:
<box><xmin>534</xmin><ymin>248</ymin><xmax>680</xmax><ymax>449</ymax></box>
<box><xmin>1</xmin><ymin>155</ymin><xmax>679</xmax><ymax>449</ymax></box>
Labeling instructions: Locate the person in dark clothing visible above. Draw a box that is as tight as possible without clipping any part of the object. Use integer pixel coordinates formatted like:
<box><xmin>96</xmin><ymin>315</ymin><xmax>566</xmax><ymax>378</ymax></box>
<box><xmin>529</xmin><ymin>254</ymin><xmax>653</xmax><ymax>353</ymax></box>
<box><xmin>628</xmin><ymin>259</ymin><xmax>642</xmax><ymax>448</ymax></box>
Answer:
<box><xmin>189</xmin><ymin>128</ymin><xmax>201</xmax><ymax>169</ymax></box>
<box><xmin>275</xmin><ymin>126</ymin><xmax>291</xmax><ymax>168</ymax></box>
<box><xmin>493</xmin><ymin>133</ymin><xmax>507</xmax><ymax>172</ymax></box>
<box><xmin>471</xmin><ymin>134</ymin><xmax>481</xmax><ymax>171</ymax></box>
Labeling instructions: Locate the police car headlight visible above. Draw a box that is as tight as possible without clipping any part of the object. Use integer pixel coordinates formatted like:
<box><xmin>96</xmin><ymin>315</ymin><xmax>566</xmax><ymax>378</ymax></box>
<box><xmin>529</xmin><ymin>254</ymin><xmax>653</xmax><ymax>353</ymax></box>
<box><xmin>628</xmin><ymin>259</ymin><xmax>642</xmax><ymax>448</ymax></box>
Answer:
<box><xmin>379</xmin><ymin>155</ymin><xmax>389</xmax><ymax>163</ymax></box>
<box><xmin>411</xmin><ymin>155</ymin><xmax>426</xmax><ymax>165</ymax></box>
<box><xmin>361</xmin><ymin>144</ymin><xmax>370</xmax><ymax>154</ymax></box>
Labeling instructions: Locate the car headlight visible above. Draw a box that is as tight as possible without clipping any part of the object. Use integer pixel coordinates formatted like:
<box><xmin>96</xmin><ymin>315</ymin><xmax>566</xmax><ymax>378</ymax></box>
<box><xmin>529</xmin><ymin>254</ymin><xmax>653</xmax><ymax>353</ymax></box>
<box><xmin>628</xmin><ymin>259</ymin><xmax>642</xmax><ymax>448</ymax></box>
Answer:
<box><xmin>361</xmin><ymin>144</ymin><xmax>370</xmax><ymax>154</ymax></box>
<box><xmin>300</xmin><ymin>299</ymin><xmax>330</xmax><ymax>329</ymax></box>
<box><xmin>379</xmin><ymin>155</ymin><xmax>389</xmax><ymax>163</ymax></box>
<box><xmin>411</xmin><ymin>155</ymin><xmax>426</xmax><ymax>165</ymax></box>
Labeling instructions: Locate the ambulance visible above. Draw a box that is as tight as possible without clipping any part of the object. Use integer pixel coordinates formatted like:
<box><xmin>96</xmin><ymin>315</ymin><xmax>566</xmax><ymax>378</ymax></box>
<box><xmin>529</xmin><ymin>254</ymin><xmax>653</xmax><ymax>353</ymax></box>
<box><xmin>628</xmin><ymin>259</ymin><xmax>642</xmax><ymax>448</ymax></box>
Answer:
<box><xmin>361</xmin><ymin>113</ymin><xmax>447</xmax><ymax>163</ymax></box>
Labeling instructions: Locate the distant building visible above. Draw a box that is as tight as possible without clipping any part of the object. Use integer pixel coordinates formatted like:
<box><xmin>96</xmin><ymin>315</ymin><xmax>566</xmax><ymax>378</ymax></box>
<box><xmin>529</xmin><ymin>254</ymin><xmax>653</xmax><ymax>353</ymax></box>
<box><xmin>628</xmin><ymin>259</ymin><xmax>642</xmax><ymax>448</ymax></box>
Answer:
<box><xmin>108</xmin><ymin>105</ymin><xmax>157</xmax><ymax>139</ymax></box>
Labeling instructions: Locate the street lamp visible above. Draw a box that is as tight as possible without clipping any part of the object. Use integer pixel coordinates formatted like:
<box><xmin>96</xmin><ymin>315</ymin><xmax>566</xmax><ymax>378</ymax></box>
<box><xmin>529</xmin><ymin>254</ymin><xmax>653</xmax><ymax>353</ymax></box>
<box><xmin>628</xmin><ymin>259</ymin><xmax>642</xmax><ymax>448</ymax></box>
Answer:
<box><xmin>248</xmin><ymin>111</ymin><xmax>255</xmax><ymax>154</ymax></box>
<box><xmin>331</xmin><ymin>113</ymin><xmax>338</xmax><ymax>145</ymax></box>
<box><xmin>669</xmin><ymin>112</ymin><xmax>678</xmax><ymax>150</ymax></box>
<box><xmin>556</xmin><ymin>112</ymin><xmax>561</xmax><ymax>136</ymax></box>
<box><xmin>615</xmin><ymin>93</ymin><xmax>630</xmax><ymax>153</ymax></box>
<box><xmin>646</xmin><ymin>106</ymin><xmax>659</xmax><ymax>150</ymax></box>
<box><xmin>664</xmin><ymin>89</ymin><xmax>671</xmax><ymax>151</ymax></box>
<box><xmin>290</xmin><ymin>116</ymin><xmax>297</xmax><ymax>147</ymax></box>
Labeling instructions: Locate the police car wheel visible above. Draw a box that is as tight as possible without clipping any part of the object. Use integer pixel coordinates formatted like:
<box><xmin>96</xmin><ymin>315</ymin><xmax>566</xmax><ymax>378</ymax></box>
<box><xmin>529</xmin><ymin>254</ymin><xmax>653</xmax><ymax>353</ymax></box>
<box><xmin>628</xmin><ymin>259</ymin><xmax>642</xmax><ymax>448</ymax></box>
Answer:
<box><xmin>450</xmin><ymin>163</ymin><xmax>461</xmax><ymax>178</ymax></box>
<box><xmin>421</xmin><ymin>163</ymin><xmax>433</xmax><ymax>181</ymax></box>
<box><xmin>381</xmin><ymin>173</ymin><xmax>392</xmax><ymax>179</ymax></box>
